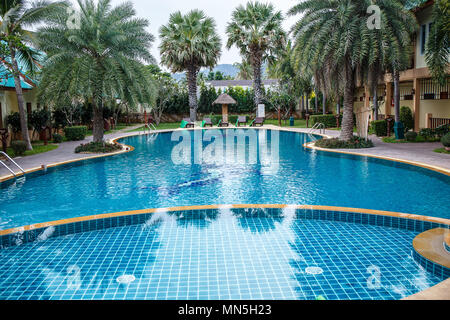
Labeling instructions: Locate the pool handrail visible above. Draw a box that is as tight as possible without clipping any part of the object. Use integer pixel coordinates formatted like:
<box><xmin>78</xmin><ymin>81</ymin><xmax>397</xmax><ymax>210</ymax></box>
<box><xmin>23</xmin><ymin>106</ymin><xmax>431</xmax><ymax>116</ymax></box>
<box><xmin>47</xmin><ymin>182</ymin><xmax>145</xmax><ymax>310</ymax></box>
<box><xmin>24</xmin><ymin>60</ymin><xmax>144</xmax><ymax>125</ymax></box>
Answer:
<box><xmin>0</xmin><ymin>151</ymin><xmax>25</xmax><ymax>177</ymax></box>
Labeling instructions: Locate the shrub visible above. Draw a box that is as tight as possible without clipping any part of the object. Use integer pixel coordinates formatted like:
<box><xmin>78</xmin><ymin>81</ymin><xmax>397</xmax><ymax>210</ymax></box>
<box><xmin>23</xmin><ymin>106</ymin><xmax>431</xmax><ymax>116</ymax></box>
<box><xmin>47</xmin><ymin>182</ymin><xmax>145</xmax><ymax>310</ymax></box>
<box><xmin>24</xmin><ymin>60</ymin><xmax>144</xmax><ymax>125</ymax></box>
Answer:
<box><xmin>419</xmin><ymin>128</ymin><xmax>435</xmax><ymax>140</ymax></box>
<box><xmin>372</xmin><ymin>120</ymin><xmax>387</xmax><ymax>137</ymax></box>
<box><xmin>441</xmin><ymin>133</ymin><xmax>450</xmax><ymax>147</ymax></box>
<box><xmin>52</xmin><ymin>133</ymin><xmax>63</xmax><ymax>143</ymax></box>
<box><xmin>405</xmin><ymin>131</ymin><xmax>418</xmax><ymax>142</ymax></box>
<box><xmin>435</xmin><ymin>124</ymin><xmax>449</xmax><ymax>138</ymax></box>
<box><xmin>315</xmin><ymin>136</ymin><xmax>374</xmax><ymax>149</ymax></box>
<box><xmin>10</xmin><ymin>141</ymin><xmax>27</xmax><ymax>157</ymax></box>
<box><xmin>75</xmin><ymin>142</ymin><xmax>122</xmax><ymax>154</ymax></box>
<box><xmin>29</xmin><ymin>109</ymin><xmax>51</xmax><ymax>134</ymax></box>
<box><xmin>6</xmin><ymin>112</ymin><xmax>22</xmax><ymax>133</ymax></box>
<box><xmin>400</xmin><ymin>107</ymin><xmax>414</xmax><ymax>132</ymax></box>
<box><xmin>310</xmin><ymin>114</ymin><xmax>341</xmax><ymax>128</ymax></box>
<box><xmin>64</xmin><ymin>126</ymin><xmax>87</xmax><ymax>141</ymax></box>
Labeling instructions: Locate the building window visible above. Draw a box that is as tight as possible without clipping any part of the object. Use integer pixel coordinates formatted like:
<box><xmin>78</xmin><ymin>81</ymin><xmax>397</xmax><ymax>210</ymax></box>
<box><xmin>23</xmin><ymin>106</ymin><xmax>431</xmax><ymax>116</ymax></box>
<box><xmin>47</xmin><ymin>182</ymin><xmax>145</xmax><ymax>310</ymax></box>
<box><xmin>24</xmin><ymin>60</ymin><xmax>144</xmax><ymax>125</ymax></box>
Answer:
<box><xmin>420</xmin><ymin>24</ymin><xmax>426</xmax><ymax>55</ymax></box>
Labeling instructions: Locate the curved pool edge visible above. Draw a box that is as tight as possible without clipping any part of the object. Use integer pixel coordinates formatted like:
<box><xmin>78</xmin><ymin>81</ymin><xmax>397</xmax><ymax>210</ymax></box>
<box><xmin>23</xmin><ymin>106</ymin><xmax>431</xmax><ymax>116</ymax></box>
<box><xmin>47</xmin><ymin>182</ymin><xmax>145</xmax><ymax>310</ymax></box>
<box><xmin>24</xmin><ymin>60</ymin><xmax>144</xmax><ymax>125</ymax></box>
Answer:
<box><xmin>412</xmin><ymin>228</ymin><xmax>450</xmax><ymax>277</ymax></box>
<box><xmin>1</xmin><ymin>204</ymin><xmax>449</xmax><ymax>300</ymax></box>
<box><xmin>1</xmin><ymin>126</ymin><xmax>449</xmax><ymax>184</ymax></box>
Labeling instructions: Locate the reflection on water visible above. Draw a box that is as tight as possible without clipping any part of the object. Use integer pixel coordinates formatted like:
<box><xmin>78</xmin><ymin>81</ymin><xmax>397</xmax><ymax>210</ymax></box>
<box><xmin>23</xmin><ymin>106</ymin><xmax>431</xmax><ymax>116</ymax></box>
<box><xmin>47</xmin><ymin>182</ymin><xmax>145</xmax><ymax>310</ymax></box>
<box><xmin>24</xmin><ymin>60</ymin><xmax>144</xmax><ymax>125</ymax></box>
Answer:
<box><xmin>0</xmin><ymin>209</ymin><xmax>442</xmax><ymax>300</ymax></box>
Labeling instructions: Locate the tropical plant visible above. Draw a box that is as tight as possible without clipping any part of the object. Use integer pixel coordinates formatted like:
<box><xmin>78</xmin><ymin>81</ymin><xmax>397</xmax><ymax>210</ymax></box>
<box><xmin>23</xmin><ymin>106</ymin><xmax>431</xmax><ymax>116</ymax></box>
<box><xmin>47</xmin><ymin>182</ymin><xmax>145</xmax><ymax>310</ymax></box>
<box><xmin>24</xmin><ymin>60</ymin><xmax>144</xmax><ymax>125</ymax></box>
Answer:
<box><xmin>0</xmin><ymin>0</ymin><xmax>66</xmax><ymax>150</ymax></box>
<box><xmin>234</xmin><ymin>61</ymin><xmax>253</xmax><ymax>80</ymax></box>
<box><xmin>160</xmin><ymin>10</ymin><xmax>221</xmax><ymax>122</ymax></box>
<box><xmin>425</xmin><ymin>0</ymin><xmax>449</xmax><ymax>86</ymax></box>
<box><xmin>36</xmin><ymin>0</ymin><xmax>155</xmax><ymax>143</ymax></box>
<box><xmin>226</xmin><ymin>2</ymin><xmax>286</xmax><ymax>111</ymax></box>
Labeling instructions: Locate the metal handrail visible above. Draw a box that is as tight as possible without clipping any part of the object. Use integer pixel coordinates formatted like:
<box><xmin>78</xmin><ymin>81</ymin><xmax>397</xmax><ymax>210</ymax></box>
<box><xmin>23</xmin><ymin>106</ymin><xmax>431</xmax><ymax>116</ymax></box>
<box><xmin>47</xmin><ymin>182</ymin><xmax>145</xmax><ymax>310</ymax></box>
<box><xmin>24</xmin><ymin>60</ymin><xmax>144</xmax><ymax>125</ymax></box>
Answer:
<box><xmin>308</xmin><ymin>123</ymin><xmax>325</xmax><ymax>134</ymax></box>
<box><xmin>0</xmin><ymin>151</ymin><xmax>25</xmax><ymax>175</ymax></box>
<box><xmin>142</xmin><ymin>123</ymin><xmax>157</xmax><ymax>135</ymax></box>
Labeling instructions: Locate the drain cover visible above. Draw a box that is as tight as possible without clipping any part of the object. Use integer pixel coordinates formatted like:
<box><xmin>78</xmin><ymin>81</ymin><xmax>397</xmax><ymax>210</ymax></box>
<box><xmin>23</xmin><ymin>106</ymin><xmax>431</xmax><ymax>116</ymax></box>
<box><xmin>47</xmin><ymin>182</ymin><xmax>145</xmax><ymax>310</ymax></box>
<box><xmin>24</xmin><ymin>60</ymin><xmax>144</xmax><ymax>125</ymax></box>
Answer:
<box><xmin>305</xmin><ymin>267</ymin><xmax>324</xmax><ymax>275</ymax></box>
<box><xmin>116</xmin><ymin>275</ymin><xmax>136</xmax><ymax>284</ymax></box>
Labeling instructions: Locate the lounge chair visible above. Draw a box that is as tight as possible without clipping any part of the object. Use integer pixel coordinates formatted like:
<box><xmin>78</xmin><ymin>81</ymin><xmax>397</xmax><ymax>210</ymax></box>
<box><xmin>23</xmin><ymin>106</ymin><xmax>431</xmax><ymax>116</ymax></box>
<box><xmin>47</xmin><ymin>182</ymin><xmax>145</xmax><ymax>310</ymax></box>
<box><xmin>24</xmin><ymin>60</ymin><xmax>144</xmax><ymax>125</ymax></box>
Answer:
<box><xmin>236</xmin><ymin>116</ymin><xmax>247</xmax><ymax>127</ymax></box>
<box><xmin>250</xmin><ymin>117</ymin><xmax>265</xmax><ymax>127</ymax></box>
<box><xmin>202</xmin><ymin>118</ymin><xmax>213</xmax><ymax>128</ymax></box>
<box><xmin>218</xmin><ymin>120</ymin><xmax>229</xmax><ymax>127</ymax></box>
<box><xmin>181</xmin><ymin>118</ymin><xmax>195</xmax><ymax>129</ymax></box>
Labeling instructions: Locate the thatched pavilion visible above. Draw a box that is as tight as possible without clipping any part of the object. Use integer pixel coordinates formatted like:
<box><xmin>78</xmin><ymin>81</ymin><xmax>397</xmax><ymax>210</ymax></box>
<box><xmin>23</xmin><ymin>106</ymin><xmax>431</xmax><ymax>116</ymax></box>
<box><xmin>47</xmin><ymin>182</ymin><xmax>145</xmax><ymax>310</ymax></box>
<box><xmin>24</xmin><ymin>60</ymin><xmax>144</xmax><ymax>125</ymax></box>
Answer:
<box><xmin>212</xmin><ymin>94</ymin><xmax>237</xmax><ymax>124</ymax></box>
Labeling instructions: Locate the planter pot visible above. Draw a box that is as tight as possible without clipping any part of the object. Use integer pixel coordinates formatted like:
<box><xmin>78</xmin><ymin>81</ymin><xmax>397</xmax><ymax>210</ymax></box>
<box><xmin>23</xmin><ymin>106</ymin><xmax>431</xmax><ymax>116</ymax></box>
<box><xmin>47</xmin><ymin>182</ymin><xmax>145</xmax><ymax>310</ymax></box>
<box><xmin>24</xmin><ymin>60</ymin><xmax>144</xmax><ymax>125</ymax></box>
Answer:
<box><xmin>403</xmin><ymin>95</ymin><xmax>413</xmax><ymax>100</ymax></box>
<box><xmin>440</xmin><ymin>92</ymin><xmax>448</xmax><ymax>100</ymax></box>
<box><xmin>424</xmin><ymin>93</ymin><xmax>435</xmax><ymax>100</ymax></box>
<box><xmin>446</xmin><ymin>147</ymin><xmax>450</xmax><ymax>152</ymax></box>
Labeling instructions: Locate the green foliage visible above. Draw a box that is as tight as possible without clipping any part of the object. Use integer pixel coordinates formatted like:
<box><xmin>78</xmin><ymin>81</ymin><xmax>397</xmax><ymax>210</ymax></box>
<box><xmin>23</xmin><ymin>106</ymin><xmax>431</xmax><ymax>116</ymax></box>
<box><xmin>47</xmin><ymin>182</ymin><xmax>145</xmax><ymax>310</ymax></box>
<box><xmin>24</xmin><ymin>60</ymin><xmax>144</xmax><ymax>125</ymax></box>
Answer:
<box><xmin>29</xmin><ymin>110</ymin><xmax>51</xmax><ymax>132</ymax></box>
<box><xmin>372</xmin><ymin>120</ymin><xmax>388</xmax><ymax>137</ymax></box>
<box><xmin>419</xmin><ymin>128</ymin><xmax>435</xmax><ymax>140</ymax></box>
<box><xmin>6</xmin><ymin>112</ymin><xmax>22</xmax><ymax>133</ymax></box>
<box><xmin>198</xmin><ymin>85</ymin><xmax>219</xmax><ymax>114</ymax></box>
<box><xmin>441</xmin><ymin>133</ymin><xmax>450</xmax><ymax>147</ymax></box>
<box><xmin>399</xmin><ymin>107</ymin><xmax>414</xmax><ymax>132</ymax></box>
<box><xmin>64</xmin><ymin>126</ymin><xmax>87</xmax><ymax>141</ymax></box>
<box><xmin>310</xmin><ymin>115</ymin><xmax>341</xmax><ymax>128</ymax></box>
<box><xmin>75</xmin><ymin>142</ymin><xmax>122</xmax><ymax>154</ymax></box>
<box><xmin>315</xmin><ymin>137</ymin><xmax>374</xmax><ymax>149</ymax></box>
<box><xmin>10</xmin><ymin>141</ymin><xmax>27</xmax><ymax>157</ymax></box>
<box><xmin>405</xmin><ymin>131</ymin><xmax>418</xmax><ymax>142</ymax></box>
<box><xmin>52</xmin><ymin>133</ymin><xmax>63</xmax><ymax>143</ymax></box>
<box><xmin>435</xmin><ymin>124</ymin><xmax>449</xmax><ymax>138</ymax></box>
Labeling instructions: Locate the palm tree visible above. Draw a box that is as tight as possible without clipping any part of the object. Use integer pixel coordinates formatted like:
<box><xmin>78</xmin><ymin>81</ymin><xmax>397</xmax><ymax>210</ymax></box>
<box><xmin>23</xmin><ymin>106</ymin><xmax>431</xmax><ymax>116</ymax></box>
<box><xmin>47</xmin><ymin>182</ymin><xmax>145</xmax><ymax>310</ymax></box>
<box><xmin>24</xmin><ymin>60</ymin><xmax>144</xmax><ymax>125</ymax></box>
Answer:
<box><xmin>425</xmin><ymin>0</ymin><xmax>449</xmax><ymax>86</ymax></box>
<box><xmin>36</xmin><ymin>0</ymin><xmax>155</xmax><ymax>143</ymax></box>
<box><xmin>159</xmin><ymin>10</ymin><xmax>221</xmax><ymax>122</ymax></box>
<box><xmin>226</xmin><ymin>2</ymin><xmax>286</xmax><ymax>110</ymax></box>
<box><xmin>0</xmin><ymin>0</ymin><xmax>65</xmax><ymax>150</ymax></box>
<box><xmin>234</xmin><ymin>61</ymin><xmax>253</xmax><ymax>80</ymax></box>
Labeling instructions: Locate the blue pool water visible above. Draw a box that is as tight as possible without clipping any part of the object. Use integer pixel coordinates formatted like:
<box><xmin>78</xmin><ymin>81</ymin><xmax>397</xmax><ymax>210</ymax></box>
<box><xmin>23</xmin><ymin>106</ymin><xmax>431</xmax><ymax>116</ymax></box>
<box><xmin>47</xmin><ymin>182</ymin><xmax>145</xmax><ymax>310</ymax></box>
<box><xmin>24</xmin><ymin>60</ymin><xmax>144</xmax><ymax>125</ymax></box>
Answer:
<box><xmin>0</xmin><ymin>209</ymin><xmax>442</xmax><ymax>300</ymax></box>
<box><xmin>0</xmin><ymin>129</ymin><xmax>449</xmax><ymax>230</ymax></box>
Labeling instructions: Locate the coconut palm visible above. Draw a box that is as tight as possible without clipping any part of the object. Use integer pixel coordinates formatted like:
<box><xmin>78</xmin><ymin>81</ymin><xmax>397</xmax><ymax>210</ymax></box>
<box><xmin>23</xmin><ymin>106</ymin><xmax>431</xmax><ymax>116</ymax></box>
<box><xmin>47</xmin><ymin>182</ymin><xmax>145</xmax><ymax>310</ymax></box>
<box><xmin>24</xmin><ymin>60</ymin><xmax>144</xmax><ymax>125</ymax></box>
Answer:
<box><xmin>425</xmin><ymin>0</ymin><xmax>449</xmax><ymax>86</ymax></box>
<box><xmin>234</xmin><ymin>61</ymin><xmax>253</xmax><ymax>80</ymax></box>
<box><xmin>159</xmin><ymin>10</ymin><xmax>221</xmax><ymax>122</ymax></box>
<box><xmin>226</xmin><ymin>2</ymin><xmax>286</xmax><ymax>110</ymax></box>
<box><xmin>36</xmin><ymin>0</ymin><xmax>155</xmax><ymax>143</ymax></box>
<box><xmin>0</xmin><ymin>0</ymin><xmax>66</xmax><ymax>150</ymax></box>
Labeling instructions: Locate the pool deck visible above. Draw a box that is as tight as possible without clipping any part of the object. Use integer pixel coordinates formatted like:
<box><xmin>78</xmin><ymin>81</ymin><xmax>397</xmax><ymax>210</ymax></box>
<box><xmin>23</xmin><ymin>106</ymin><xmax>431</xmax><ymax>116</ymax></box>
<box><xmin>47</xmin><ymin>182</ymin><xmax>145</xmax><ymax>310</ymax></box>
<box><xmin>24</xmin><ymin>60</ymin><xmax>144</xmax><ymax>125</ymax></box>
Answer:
<box><xmin>0</xmin><ymin>124</ymin><xmax>449</xmax><ymax>179</ymax></box>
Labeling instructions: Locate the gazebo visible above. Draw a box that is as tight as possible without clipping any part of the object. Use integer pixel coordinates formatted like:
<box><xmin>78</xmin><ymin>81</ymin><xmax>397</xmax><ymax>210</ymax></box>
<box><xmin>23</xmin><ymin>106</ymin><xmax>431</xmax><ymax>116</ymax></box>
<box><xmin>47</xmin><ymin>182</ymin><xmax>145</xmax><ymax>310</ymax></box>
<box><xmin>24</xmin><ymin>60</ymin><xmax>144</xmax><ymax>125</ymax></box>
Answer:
<box><xmin>212</xmin><ymin>94</ymin><xmax>237</xmax><ymax>124</ymax></box>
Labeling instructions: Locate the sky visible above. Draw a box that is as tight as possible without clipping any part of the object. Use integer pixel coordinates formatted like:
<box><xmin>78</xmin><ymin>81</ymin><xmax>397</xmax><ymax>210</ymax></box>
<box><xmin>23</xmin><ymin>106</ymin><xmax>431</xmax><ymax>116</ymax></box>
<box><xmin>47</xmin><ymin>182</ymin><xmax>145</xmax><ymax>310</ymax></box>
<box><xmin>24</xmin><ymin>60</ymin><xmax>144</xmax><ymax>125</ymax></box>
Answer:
<box><xmin>72</xmin><ymin>0</ymin><xmax>300</xmax><ymax>66</ymax></box>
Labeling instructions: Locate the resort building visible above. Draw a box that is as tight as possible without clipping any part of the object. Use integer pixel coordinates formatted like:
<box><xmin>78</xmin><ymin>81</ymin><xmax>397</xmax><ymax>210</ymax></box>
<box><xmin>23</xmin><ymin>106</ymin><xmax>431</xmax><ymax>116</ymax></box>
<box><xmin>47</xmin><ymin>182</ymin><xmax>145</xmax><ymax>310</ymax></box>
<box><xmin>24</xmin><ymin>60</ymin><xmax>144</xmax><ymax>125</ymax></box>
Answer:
<box><xmin>355</xmin><ymin>0</ymin><xmax>450</xmax><ymax>131</ymax></box>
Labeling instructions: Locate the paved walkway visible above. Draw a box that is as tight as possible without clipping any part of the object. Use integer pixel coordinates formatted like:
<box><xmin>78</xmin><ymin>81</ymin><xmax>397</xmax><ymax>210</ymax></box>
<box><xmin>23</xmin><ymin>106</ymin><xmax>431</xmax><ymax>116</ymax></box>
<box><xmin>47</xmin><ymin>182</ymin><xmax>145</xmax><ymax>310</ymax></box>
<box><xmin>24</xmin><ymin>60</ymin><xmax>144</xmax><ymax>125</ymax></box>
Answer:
<box><xmin>1</xmin><ymin>125</ymin><xmax>449</xmax><ymax>178</ymax></box>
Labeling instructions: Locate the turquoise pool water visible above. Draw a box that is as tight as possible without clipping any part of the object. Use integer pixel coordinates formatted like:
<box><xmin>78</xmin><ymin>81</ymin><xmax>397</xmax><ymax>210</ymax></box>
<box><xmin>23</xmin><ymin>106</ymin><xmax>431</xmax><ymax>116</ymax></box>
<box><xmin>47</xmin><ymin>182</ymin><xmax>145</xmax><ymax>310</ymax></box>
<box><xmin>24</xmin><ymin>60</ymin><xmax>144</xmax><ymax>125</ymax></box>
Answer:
<box><xmin>0</xmin><ymin>129</ymin><xmax>449</xmax><ymax>230</ymax></box>
<box><xmin>0</xmin><ymin>209</ymin><xmax>443</xmax><ymax>300</ymax></box>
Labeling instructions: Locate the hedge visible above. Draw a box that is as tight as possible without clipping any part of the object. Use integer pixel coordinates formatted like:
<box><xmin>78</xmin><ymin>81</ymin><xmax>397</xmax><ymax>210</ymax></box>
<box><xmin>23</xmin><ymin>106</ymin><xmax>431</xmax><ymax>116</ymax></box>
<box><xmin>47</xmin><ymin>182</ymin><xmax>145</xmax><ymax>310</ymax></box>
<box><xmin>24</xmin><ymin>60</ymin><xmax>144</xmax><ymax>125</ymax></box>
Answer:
<box><xmin>64</xmin><ymin>126</ymin><xmax>87</xmax><ymax>141</ymax></box>
<box><xmin>11</xmin><ymin>141</ymin><xmax>27</xmax><ymax>157</ymax></box>
<box><xmin>372</xmin><ymin>120</ymin><xmax>387</xmax><ymax>137</ymax></box>
<box><xmin>310</xmin><ymin>114</ymin><xmax>342</xmax><ymax>128</ymax></box>
<box><xmin>442</xmin><ymin>133</ymin><xmax>450</xmax><ymax>147</ymax></box>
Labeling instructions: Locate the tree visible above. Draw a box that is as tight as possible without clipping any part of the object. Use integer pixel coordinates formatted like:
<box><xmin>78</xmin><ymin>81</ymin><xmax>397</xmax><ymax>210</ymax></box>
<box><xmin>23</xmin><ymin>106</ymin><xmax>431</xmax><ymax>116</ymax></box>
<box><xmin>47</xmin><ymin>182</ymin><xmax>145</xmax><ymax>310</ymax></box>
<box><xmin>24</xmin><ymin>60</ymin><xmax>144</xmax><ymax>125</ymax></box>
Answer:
<box><xmin>36</xmin><ymin>0</ymin><xmax>155</xmax><ymax>143</ymax></box>
<box><xmin>425</xmin><ymin>0</ymin><xmax>449</xmax><ymax>86</ymax></box>
<box><xmin>226</xmin><ymin>2</ymin><xmax>286</xmax><ymax>111</ymax></box>
<box><xmin>160</xmin><ymin>10</ymin><xmax>221</xmax><ymax>122</ymax></box>
<box><xmin>0</xmin><ymin>0</ymin><xmax>65</xmax><ymax>150</ymax></box>
<box><xmin>151</xmin><ymin>72</ymin><xmax>176</xmax><ymax>125</ymax></box>
<box><xmin>234</xmin><ymin>61</ymin><xmax>253</xmax><ymax>80</ymax></box>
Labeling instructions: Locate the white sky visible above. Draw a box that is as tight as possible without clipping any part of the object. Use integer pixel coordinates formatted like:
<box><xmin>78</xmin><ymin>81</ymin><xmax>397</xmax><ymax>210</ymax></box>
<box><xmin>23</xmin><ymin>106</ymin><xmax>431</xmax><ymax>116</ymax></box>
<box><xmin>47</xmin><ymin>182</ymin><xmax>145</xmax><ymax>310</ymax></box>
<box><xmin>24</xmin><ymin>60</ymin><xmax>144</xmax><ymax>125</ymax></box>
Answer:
<box><xmin>71</xmin><ymin>0</ymin><xmax>300</xmax><ymax>66</ymax></box>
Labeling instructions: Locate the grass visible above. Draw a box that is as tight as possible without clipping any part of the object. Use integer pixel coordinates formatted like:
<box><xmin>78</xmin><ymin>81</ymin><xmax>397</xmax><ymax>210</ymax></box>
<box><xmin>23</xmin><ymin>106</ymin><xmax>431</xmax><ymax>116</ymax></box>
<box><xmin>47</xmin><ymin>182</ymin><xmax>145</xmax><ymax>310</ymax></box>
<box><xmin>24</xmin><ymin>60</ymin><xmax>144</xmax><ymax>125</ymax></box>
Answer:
<box><xmin>6</xmin><ymin>141</ymin><xmax>58</xmax><ymax>158</ymax></box>
<box><xmin>434</xmin><ymin>148</ymin><xmax>450</xmax><ymax>154</ymax></box>
<box><xmin>382</xmin><ymin>135</ymin><xmax>440</xmax><ymax>143</ymax></box>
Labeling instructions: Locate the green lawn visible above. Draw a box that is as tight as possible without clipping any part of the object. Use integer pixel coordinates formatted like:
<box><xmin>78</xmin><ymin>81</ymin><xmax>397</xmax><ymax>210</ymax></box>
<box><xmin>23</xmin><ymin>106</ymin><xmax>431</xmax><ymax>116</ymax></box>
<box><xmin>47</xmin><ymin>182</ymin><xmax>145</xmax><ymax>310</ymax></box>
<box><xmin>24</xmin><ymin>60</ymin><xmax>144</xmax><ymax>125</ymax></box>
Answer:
<box><xmin>434</xmin><ymin>148</ymin><xmax>450</xmax><ymax>154</ymax></box>
<box><xmin>126</xmin><ymin>122</ymin><xmax>182</xmax><ymax>132</ymax></box>
<box><xmin>382</xmin><ymin>136</ymin><xmax>440</xmax><ymax>143</ymax></box>
<box><xmin>6</xmin><ymin>142</ymin><xmax>58</xmax><ymax>158</ymax></box>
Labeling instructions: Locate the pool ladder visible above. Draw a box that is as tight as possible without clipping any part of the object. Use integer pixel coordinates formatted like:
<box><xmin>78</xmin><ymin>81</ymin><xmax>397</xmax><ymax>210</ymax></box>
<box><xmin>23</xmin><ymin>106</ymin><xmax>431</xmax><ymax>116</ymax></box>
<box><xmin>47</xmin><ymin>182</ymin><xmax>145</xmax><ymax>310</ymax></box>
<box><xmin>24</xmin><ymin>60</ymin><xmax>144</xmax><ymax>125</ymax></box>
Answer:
<box><xmin>0</xmin><ymin>151</ymin><xmax>26</xmax><ymax>177</ymax></box>
<box><xmin>141</xmin><ymin>123</ymin><xmax>159</xmax><ymax>142</ymax></box>
<box><xmin>308</xmin><ymin>123</ymin><xmax>326</xmax><ymax>135</ymax></box>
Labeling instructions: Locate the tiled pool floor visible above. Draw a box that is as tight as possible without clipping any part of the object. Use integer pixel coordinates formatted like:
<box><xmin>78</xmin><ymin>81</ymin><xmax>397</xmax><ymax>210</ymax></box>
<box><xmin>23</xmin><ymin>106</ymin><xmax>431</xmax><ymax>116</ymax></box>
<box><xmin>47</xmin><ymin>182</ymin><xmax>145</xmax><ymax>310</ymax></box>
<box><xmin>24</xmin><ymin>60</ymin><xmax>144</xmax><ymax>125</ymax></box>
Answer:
<box><xmin>0</xmin><ymin>212</ymin><xmax>442</xmax><ymax>300</ymax></box>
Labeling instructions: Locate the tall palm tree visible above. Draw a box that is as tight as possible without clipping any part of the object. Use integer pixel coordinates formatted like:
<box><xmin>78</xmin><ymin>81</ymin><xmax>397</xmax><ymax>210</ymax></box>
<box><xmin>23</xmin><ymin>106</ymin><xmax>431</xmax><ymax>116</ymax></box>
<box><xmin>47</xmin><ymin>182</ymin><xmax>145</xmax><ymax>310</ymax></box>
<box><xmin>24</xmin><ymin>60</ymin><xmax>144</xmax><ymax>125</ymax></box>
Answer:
<box><xmin>0</xmin><ymin>0</ymin><xmax>65</xmax><ymax>150</ymax></box>
<box><xmin>425</xmin><ymin>0</ymin><xmax>449</xmax><ymax>86</ymax></box>
<box><xmin>226</xmin><ymin>2</ymin><xmax>286</xmax><ymax>110</ymax></box>
<box><xmin>160</xmin><ymin>10</ymin><xmax>221</xmax><ymax>122</ymax></box>
<box><xmin>36</xmin><ymin>0</ymin><xmax>155</xmax><ymax>143</ymax></box>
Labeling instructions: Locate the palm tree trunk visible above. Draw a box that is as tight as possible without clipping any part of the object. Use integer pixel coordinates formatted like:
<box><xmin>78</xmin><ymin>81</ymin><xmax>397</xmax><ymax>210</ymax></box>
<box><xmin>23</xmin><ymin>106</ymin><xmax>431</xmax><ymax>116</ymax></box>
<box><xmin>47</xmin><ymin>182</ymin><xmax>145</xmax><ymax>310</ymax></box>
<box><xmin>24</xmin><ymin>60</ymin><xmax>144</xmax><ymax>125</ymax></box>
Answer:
<box><xmin>393</xmin><ymin>70</ymin><xmax>400</xmax><ymax>123</ymax></box>
<box><xmin>322</xmin><ymin>92</ymin><xmax>327</xmax><ymax>115</ymax></box>
<box><xmin>314</xmin><ymin>89</ymin><xmax>318</xmax><ymax>113</ymax></box>
<box><xmin>92</xmin><ymin>98</ymin><xmax>104</xmax><ymax>143</ymax></box>
<box><xmin>187</xmin><ymin>66</ymin><xmax>198</xmax><ymax>122</ymax></box>
<box><xmin>301</xmin><ymin>95</ymin><xmax>305</xmax><ymax>113</ymax></box>
<box><xmin>340</xmin><ymin>58</ymin><xmax>355</xmax><ymax>141</ymax></box>
<box><xmin>252</xmin><ymin>55</ymin><xmax>262</xmax><ymax>110</ymax></box>
<box><xmin>372</xmin><ymin>82</ymin><xmax>379</xmax><ymax>121</ymax></box>
<box><xmin>306</xmin><ymin>94</ymin><xmax>309</xmax><ymax>112</ymax></box>
<box><xmin>9</xmin><ymin>47</ymin><xmax>32</xmax><ymax>150</ymax></box>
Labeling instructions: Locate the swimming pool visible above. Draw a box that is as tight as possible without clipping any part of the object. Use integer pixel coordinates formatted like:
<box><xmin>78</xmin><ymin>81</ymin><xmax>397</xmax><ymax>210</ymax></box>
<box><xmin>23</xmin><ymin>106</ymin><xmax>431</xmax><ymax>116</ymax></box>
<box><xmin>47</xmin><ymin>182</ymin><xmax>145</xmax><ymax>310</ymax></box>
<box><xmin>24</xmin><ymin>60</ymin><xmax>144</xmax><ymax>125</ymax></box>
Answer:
<box><xmin>0</xmin><ymin>129</ymin><xmax>448</xmax><ymax>300</ymax></box>
<box><xmin>0</xmin><ymin>129</ymin><xmax>449</xmax><ymax>230</ymax></box>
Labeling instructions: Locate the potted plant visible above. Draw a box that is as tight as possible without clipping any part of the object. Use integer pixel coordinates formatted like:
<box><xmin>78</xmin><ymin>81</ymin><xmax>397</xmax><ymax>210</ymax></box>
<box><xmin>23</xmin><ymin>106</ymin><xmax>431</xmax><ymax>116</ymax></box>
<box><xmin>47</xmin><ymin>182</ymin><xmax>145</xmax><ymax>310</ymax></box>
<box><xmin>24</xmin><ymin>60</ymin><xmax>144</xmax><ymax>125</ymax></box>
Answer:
<box><xmin>441</xmin><ymin>133</ymin><xmax>450</xmax><ymax>151</ymax></box>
